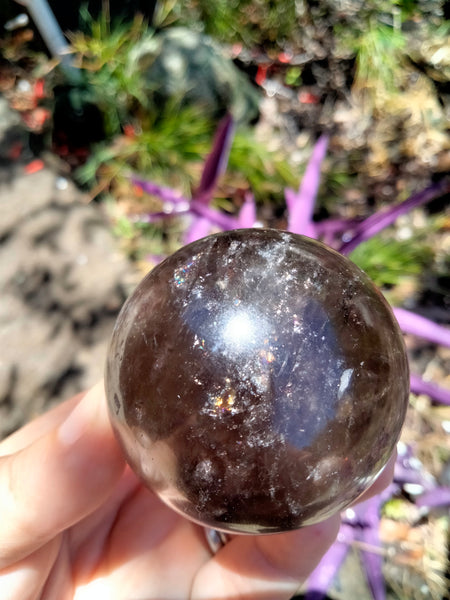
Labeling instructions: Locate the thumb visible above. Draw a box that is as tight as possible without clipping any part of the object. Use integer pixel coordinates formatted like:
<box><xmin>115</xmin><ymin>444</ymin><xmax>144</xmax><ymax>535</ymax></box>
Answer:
<box><xmin>0</xmin><ymin>382</ymin><xmax>125</xmax><ymax>568</ymax></box>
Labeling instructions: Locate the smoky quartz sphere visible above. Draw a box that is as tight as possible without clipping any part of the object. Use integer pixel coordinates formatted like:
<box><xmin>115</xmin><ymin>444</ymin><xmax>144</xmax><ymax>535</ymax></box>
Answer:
<box><xmin>106</xmin><ymin>229</ymin><xmax>409</xmax><ymax>534</ymax></box>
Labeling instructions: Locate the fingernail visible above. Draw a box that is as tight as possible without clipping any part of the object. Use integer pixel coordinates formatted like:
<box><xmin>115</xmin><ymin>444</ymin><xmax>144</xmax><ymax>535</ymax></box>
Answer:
<box><xmin>58</xmin><ymin>400</ymin><xmax>90</xmax><ymax>446</ymax></box>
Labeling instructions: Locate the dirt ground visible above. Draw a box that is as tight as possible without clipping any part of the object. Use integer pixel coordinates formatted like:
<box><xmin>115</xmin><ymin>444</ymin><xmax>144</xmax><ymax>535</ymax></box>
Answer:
<box><xmin>0</xmin><ymin>97</ymin><xmax>138</xmax><ymax>438</ymax></box>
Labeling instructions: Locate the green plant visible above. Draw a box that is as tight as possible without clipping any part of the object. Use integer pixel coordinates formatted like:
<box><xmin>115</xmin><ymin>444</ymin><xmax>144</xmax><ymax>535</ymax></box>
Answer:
<box><xmin>68</xmin><ymin>11</ymin><xmax>152</xmax><ymax>136</ymax></box>
<box><xmin>76</xmin><ymin>102</ymin><xmax>214</xmax><ymax>192</ymax></box>
<box><xmin>227</xmin><ymin>129</ymin><xmax>299</xmax><ymax>203</ymax></box>
<box><xmin>154</xmin><ymin>0</ymin><xmax>298</xmax><ymax>48</ymax></box>
<box><xmin>67</xmin><ymin>9</ymin><xmax>297</xmax><ymax>204</ymax></box>
<box><xmin>78</xmin><ymin>112</ymin><xmax>298</xmax><ymax>208</ymax></box>
<box><xmin>350</xmin><ymin>229</ymin><xmax>434</xmax><ymax>290</ymax></box>
<box><xmin>352</xmin><ymin>21</ymin><xmax>406</xmax><ymax>104</ymax></box>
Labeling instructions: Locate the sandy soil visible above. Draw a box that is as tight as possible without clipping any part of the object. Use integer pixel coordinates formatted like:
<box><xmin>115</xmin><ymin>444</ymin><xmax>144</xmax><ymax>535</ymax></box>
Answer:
<box><xmin>0</xmin><ymin>109</ymin><xmax>136</xmax><ymax>437</ymax></box>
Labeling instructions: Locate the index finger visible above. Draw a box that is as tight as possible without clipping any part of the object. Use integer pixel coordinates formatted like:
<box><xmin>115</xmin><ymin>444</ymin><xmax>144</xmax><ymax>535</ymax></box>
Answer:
<box><xmin>0</xmin><ymin>383</ymin><xmax>125</xmax><ymax>567</ymax></box>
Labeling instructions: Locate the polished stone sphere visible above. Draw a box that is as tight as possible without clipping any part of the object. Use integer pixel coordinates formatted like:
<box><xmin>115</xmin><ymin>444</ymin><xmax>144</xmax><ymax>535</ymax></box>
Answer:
<box><xmin>105</xmin><ymin>229</ymin><xmax>409</xmax><ymax>534</ymax></box>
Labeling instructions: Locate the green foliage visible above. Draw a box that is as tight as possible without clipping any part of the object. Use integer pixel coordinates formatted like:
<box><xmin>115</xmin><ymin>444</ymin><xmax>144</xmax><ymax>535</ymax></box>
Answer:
<box><xmin>355</xmin><ymin>23</ymin><xmax>406</xmax><ymax>93</ymax></box>
<box><xmin>155</xmin><ymin>0</ymin><xmax>440</xmax><ymax>58</ymax></box>
<box><xmin>284</xmin><ymin>66</ymin><xmax>302</xmax><ymax>87</ymax></box>
<box><xmin>334</xmin><ymin>12</ymin><xmax>408</xmax><ymax>110</ymax></box>
<box><xmin>350</xmin><ymin>229</ymin><xmax>434</xmax><ymax>290</ymax></box>
<box><xmin>355</xmin><ymin>30</ymin><xmax>409</xmax><ymax>114</ymax></box>
<box><xmin>228</xmin><ymin>129</ymin><xmax>299</xmax><ymax>203</ymax></box>
<box><xmin>68</xmin><ymin>12</ymin><xmax>152</xmax><ymax>137</ymax></box>
<box><xmin>154</xmin><ymin>0</ymin><xmax>298</xmax><ymax>48</ymax></box>
<box><xmin>69</xmin><ymin>10</ymin><xmax>295</xmax><ymax>203</ymax></box>
<box><xmin>382</xmin><ymin>497</ymin><xmax>411</xmax><ymax>520</ymax></box>
<box><xmin>77</xmin><ymin>101</ymin><xmax>296</xmax><ymax>207</ymax></box>
<box><xmin>76</xmin><ymin>102</ymin><xmax>213</xmax><ymax>192</ymax></box>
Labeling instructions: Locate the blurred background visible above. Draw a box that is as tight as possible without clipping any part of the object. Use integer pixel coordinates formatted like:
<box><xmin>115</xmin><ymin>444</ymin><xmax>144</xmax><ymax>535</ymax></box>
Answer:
<box><xmin>0</xmin><ymin>1</ymin><xmax>449</xmax><ymax>598</ymax></box>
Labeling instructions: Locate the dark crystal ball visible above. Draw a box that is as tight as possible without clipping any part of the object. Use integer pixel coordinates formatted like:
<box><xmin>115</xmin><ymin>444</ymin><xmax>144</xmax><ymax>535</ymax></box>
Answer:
<box><xmin>106</xmin><ymin>229</ymin><xmax>409</xmax><ymax>534</ymax></box>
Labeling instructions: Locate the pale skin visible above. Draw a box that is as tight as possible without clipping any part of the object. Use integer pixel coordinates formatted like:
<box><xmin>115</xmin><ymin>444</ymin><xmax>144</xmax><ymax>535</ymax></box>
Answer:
<box><xmin>0</xmin><ymin>382</ymin><xmax>395</xmax><ymax>600</ymax></box>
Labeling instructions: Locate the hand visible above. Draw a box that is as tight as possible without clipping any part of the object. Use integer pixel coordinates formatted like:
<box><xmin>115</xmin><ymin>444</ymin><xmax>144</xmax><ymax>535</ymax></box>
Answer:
<box><xmin>0</xmin><ymin>383</ymin><xmax>394</xmax><ymax>600</ymax></box>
